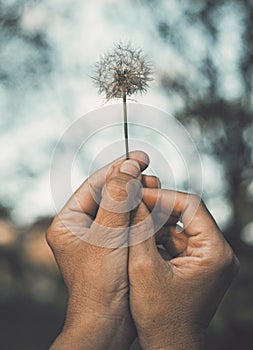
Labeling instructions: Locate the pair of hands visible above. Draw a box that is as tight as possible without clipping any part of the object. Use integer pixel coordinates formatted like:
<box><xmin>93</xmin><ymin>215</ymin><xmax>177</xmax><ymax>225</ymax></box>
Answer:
<box><xmin>47</xmin><ymin>151</ymin><xmax>239</xmax><ymax>350</ymax></box>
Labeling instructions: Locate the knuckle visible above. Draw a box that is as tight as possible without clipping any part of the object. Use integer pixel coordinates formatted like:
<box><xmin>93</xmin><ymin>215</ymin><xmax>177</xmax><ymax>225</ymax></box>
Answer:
<box><xmin>212</xmin><ymin>244</ymin><xmax>240</xmax><ymax>275</ymax></box>
<box><xmin>105</xmin><ymin>177</ymin><xmax>141</xmax><ymax>204</ymax></box>
<box><xmin>188</xmin><ymin>194</ymin><xmax>203</xmax><ymax>207</ymax></box>
<box><xmin>225</xmin><ymin>250</ymin><xmax>240</xmax><ymax>275</ymax></box>
<box><xmin>45</xmin><ymin>216</ymin><xmax>62</xmax><ymax>248</ymax></box>
<box><xmin>45</xmin><ymin>225</ymin><xmax>56</xmax><ymax>248</ymax></box>
<box><xmin>222</xmin><ymin>246</ymin><xmax>235</xmax><ymax>266</ymax></box>
<box><xmin>105</xmin><ymin>177</ymin><xmax>128</xmax><ymax>200</ymax></box>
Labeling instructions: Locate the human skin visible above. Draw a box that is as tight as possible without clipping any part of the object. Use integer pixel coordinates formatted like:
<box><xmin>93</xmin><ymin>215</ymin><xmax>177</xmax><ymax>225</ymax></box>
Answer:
<box><xmin>128</xmin><ymin>189</ymin><xmax>240</xmax><ymax>349</ymax></box>
<box><xmin>47</xmin><ymin>150</ymin><xmax>239</xmax><ymax>349</ymax></box>
<box><xmin>47</xmin><ymin>151</ymin><xmax>155</xmax><ymax>349</ymax></box>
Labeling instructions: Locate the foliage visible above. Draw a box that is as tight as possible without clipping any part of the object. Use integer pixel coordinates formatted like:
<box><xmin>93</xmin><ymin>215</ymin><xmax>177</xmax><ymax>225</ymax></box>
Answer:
<box><xmin>142</xmin><ymin>0</ymin><xmax>253</xmax><ymax>348</ymax></box>
<box><xmin>0</xmin><ymin>0</ymin><xmax>252</xmax><ymax>349</ymax></box>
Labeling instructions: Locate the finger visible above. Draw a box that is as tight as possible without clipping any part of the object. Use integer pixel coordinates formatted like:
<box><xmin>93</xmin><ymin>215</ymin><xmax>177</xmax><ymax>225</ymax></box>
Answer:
<box><xmin>142</xmin><ymin>189</ymin><xmax>239</xmax><ymax>277</ymax></box>
<box><xmin>60</xmin><ymin>151</ymin><xmax>149</xmax><ymax>223</ymax></box>
<box><xmin>89</xmin><ymin>159</ymin><xmax>143</xmax><ymax>247</ymax></box>
<box><xmin>156</xmin><ymin>224</ymin><xmax>188</xmax><ymax>258</ymax></box>
<box><xmin>144</xmin><ymin>188</ymin><xmax>182</xmax><ymax>235</ymax></box>
<box><xmin>152</xmin><ymin>210</ymin><xmax>180</xmax><ymax>227</ymax></box>
<box><xmin>142</xmin><ymin>188</ymin><xmax>227</xmax><ymax>249</ymax></box>
<box><xmin>141</xmin><ymin>187</ymin><xmax>179</xmax><ymax>229</ymax></box>
<box><xmin>129</xmin><ymin>200</ymin><xmax>162</xmax><ymax>269</ymax></box>
<box><xmin>93</xmin><ymin>159</ymin><xmax>142</xmax><ymax>227</ymax></box>
<box><xmin>73</xmin><ymin>150</ymin><xmax>149</xmax><ymax>215</ymax></box>
<box><xmin>142</xmin><ymin>175</ymin><xmax>161</xmax><ymax>189</ymax></box>
<box><xmin>83</xmin><ymin>151</ymin><xmax>149</xmax><ymax>215</ymax></box>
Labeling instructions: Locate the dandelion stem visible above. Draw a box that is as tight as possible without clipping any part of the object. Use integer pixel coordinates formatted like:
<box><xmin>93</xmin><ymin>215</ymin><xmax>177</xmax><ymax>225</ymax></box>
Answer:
<box><xmin>123</xmin><ymin>94</ymin><xmax>129</xmax><ymax>159</ymax></box>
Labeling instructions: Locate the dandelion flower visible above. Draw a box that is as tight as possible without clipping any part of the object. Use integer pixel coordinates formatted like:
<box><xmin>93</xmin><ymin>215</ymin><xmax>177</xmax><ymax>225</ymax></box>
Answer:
<box><xmin>92</xmin><ymin>42</ymin><xmax>153</xmax><ymax>159</ymax></box>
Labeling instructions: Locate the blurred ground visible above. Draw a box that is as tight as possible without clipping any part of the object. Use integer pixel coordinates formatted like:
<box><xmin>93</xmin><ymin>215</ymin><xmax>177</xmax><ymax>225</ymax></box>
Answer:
<box><xmin>1</xmin><ymin>0</ymin><xmax>253</xmax><ymax>349</ymax></box>
<box><xmin>0</xmin><ymin>216</ymin><xmax>66</xmax><ymax>349</ymax></box>
<box><xmin>0</xmin><ymin>213</ymin><xmax>252</xmax><ymax>349</ymax></box>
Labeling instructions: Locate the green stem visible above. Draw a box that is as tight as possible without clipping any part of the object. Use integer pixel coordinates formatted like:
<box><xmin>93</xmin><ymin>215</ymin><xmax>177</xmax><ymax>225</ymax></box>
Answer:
<box><xmin>123</xmin><ymin>94</ymin><xmax>129</xmax><ymax>160</ymax></box>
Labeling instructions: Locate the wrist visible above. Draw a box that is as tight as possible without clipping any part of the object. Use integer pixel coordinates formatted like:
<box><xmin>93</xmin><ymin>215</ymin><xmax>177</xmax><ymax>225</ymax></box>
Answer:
<box><xmin>51</xmin><ymin>317</ymin><xmax>135</xmax><ymax>350</ymax></box>
<box><xmin>138</xmin><ymin>328</ymin><xmax>205</xmax><ymax>350</ymax></box>
<box><xmin>140</xmin><ymin>340</ymin><xmax>204</xmax><ymax>350</ymax></box>
<box><xmin>50</xmin><ymin>297</ymin><xmax>136</xmax><ymax>350</ymax></box>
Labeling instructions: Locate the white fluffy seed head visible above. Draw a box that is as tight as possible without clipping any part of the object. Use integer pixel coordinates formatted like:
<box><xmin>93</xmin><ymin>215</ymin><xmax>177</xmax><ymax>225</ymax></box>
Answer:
<box><xmin>92</xmin><ymin>42</ymin><xmax>153</xmax><ymax>100</ymax></box>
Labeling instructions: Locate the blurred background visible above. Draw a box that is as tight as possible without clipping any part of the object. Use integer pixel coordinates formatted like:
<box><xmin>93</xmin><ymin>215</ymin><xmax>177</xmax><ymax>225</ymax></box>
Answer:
<box><xmin>0</xmin><ymin>0</ymin><xmax>253</xmax><ymax>349</ymax></box>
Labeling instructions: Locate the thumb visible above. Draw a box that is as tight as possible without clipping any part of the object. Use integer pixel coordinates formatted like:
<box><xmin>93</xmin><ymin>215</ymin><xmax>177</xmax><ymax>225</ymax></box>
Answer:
<box><xmin>129</xmin><ymin>200</ymin><xmax>161</xmax><ymax>268</ymax></box>
<box><xmin>89</xmin><ymin>159</ymin><xmax>143</xmax><ymax>247</ymax></box>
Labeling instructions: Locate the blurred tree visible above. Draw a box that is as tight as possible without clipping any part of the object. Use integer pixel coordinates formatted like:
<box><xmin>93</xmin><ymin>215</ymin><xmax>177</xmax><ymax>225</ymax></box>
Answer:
<box><xmin>0</xmin><ymin>204</ymin><xmax>11</xmax><ymax>219</ymax></box>
<box><xmin>141</xmin><ymin>0</ymin><xmax>253</xmax><ymax>348</ymax></box>
<box><xmin>0</xmin><ymin>0</ymin><xmax>253</xmax><ymax>349</ymax></box>
<box><xmin>0</xmin><ymin>0</ymin><xmax>52</xmax><ymax>90</ymax></box>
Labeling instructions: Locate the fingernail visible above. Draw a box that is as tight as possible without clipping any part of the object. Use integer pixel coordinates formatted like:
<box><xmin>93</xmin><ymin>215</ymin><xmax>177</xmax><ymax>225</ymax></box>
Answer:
<box><xmin>120</xmin><ymin>160</ymin><xmax>141</xmax><ymax>178</ymax></box>
<box><xmin>130</xmin><ymin>151</ymin><xmax>149</xmax><ymax>166</ymax></box>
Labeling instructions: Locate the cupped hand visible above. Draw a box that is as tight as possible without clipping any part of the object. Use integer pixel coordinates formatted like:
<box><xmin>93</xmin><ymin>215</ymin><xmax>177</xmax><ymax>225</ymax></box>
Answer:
<box><xmin>129</xmin><ymin>189</ymin><xmax>240</xmax><ymax>350</ymax></box>
<box><xmin>47</xmin><ymin>151</ymin><xmax>154</xmax><ymax>350</ymax></box>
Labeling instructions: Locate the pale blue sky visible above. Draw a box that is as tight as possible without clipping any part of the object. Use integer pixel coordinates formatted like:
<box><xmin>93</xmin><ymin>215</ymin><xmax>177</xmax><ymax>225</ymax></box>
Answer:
<box><xmin>0</xmin><ymin>0</ymin><xmax>243</xmax><ymax>226</ymax></box>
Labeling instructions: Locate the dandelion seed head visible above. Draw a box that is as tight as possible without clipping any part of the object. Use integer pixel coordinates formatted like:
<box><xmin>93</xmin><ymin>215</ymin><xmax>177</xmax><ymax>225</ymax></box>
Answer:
<box><xmin>93</xmin><ymin>42</ymin><xmax>153</xmax><ymax>100</ymax></box>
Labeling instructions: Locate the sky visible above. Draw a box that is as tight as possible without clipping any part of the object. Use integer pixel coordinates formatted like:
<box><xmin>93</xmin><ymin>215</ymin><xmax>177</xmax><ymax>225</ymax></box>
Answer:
<box><xmin>0</xmin><ymin>0</ymin><xmax>243</xmax><ymax>227</ymax></box>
